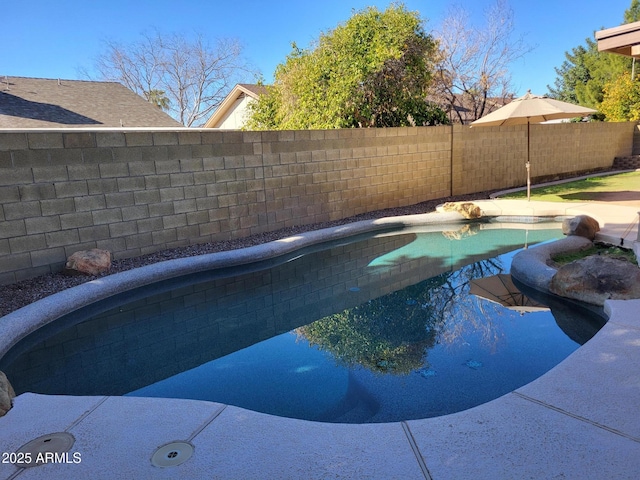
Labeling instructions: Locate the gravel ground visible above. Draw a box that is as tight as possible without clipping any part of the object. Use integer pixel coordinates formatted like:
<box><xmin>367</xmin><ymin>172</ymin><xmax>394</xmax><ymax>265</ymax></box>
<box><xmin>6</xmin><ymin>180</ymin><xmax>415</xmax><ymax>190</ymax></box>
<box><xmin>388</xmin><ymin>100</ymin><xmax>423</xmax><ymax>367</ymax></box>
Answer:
<box><xmin>0</xmin><ymin>192</ymin><xmax>492</xmax><ymax>317</ymax></box>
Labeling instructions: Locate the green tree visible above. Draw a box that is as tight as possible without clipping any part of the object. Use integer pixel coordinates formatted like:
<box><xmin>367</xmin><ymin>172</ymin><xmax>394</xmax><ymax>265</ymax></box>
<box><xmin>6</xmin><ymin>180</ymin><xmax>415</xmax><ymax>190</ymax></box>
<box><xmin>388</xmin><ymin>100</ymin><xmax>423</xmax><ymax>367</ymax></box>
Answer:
<box><xmin>599</xmin><ymin>73</ymin><xmax>640</xmax><ymax>121</ymax></box>
<box><xmin>548</xmin><ymin>0</ymin><xmax>640</xmax><ymax>111</ymax></box>
<box><xmin>548</xmin><ymin>44</ymin><xmax>592</xmax><ymax>104</ymax></box>
<box><xmin>548</xmin><ymin>37</ymin><xmax>630</xmax><ymax>109</ymax></box>
<box><xmin>246</xmin><ymin>4</ymin><xmax>447</xmax><ymax>130</ymax></box>
<box><xmin>625</xmin><ymin>0</ymin><xmax>640</xmax><ymax>23</ymax></box>
<box><xmin>145</xmin><ymin>89</ymin><xmax>171</xmax><ymax>111</ymax></box>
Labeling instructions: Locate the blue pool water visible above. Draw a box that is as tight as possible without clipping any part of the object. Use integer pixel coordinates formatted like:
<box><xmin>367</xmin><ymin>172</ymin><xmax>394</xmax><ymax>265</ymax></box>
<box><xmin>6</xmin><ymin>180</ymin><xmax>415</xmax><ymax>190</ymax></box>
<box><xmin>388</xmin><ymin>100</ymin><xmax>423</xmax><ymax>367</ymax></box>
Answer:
<box><xmin>0</xmin><ymin>223</ymin><xmax>605</xmax><ymax>423</ymax></box>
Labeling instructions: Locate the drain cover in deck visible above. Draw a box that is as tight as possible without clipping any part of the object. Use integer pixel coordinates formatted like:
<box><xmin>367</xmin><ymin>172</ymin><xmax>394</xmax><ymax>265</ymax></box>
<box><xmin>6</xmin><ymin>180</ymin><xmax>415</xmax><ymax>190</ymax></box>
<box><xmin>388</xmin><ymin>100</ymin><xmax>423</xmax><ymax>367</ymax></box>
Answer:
<box><xmin>151</xmin><ymin>441</ymin><xmax>194</xmax><ymax>467</ymax></box>
<box><xmin>16</xmin><ymin>432</ymin><xmax>75</xmax><ymax>468</ymax></box>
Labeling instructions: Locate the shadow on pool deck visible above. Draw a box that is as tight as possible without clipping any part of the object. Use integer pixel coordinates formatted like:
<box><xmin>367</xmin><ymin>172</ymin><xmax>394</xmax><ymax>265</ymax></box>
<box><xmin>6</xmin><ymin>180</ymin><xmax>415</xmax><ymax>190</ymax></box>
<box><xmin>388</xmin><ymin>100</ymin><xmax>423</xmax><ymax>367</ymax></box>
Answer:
<box><xmin>559</xmin><ymin>190</ymin><xmax>640</xmax><ymax>205</ymax></box>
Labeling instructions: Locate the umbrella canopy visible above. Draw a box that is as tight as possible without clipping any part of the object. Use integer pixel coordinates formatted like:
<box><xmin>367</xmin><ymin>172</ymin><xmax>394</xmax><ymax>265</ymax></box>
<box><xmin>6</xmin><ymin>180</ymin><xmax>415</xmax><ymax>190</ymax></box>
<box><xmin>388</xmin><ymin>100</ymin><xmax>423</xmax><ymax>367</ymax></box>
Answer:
<box><xmin>471</xmin><ymin>91</ymin><xmax>597</xmax><ymax>200</ymax></box>
<box><xmin>471</xmin><ymin>91</ymin><xmax>597</xmax><ymax>127</ymax></box>
<box><xmin>469</xmin><ymin>273</ymin><xmax>549</xmax><ymax>313</ymax></box>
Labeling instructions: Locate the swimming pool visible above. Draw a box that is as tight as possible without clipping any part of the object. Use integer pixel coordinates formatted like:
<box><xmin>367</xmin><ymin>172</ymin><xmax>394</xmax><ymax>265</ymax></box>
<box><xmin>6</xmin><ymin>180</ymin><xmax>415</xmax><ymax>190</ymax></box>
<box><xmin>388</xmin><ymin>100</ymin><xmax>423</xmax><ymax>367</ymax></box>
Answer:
<box><xmin>0</xmin><ymin>222</ymin><xmax>604</xmax><ymax>423</ymax></box>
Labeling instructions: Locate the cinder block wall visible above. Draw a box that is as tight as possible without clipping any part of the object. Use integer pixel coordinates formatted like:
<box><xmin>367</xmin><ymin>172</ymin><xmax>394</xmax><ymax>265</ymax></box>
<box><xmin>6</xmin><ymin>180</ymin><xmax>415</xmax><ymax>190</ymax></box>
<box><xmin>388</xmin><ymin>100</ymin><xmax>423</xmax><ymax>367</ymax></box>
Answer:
<box><xmin>633</xmin><ymin>123</ymin><xmax>640</xmax><ymax>155</ymax></box>
<box><xmin>0</xmin><ymin>122</ymin><xmax>633</xmax><ymax>285</ymax></box>
<box><xmin>451</xmin><ymin>122</ymin><xmax>633</xmax><ymax>195</ymax></box>
<box><xmin>0</xmin><ymin>127</ymin><xmax>451</xmax><ymax>284</ymax></box>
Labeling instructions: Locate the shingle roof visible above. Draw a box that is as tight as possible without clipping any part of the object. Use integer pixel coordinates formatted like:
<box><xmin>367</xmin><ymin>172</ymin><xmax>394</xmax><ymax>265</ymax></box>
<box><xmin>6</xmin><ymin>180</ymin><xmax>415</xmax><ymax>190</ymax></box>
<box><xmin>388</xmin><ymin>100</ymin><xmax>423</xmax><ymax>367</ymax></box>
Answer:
<box><xmin>236</xmin><ymin>84</ymin><xmax>269</xmax><ymax>97</ymax></box>
<box><xmin>428</xmin><ymin>93</ymin><xmax>514</xmax><ymax>124</ymax></box>
<box><xmin>0</xmin><ymin>76</ymin><xmax>183</xmax><ymax>128</ymax></box>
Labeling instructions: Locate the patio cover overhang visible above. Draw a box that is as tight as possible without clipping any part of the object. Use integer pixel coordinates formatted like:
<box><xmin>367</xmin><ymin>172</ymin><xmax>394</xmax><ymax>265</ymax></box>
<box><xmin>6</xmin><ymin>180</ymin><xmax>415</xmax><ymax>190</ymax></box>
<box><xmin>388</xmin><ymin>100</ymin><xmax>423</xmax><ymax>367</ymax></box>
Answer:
<box><xmin>596</xmin><ymin>20</ymin><xmax>640</xmax><ymax>57</ymax></box>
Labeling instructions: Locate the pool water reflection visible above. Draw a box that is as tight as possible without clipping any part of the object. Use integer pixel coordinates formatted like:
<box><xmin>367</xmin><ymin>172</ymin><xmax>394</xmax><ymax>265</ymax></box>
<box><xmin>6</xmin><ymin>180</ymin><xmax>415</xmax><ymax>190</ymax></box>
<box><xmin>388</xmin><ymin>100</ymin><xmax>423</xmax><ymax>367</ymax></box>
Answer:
<box><xmin>1</xmin><ymin>222</ymin><xmax>605</xmax><ymax>423</ymax></box>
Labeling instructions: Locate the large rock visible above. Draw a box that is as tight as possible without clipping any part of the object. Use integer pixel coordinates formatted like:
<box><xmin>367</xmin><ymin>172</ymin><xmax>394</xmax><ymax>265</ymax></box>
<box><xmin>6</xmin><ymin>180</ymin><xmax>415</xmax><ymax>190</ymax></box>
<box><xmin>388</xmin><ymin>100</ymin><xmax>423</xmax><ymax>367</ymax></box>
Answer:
<box><xmin>63</xmin><ymin>249</ymin><xmax>112</xmax><ymax>276</ymax></box>
<box><xmin>441</xmin><ymin>202</ymin><xmax>482</xmax><ymax>219</ymax></box>
<box><xmin>442</xmin><ymin>223</ymin><xmax>479</xmax><ymax>240</ymax></box>
<box><xmin>550</xmin><ymin>255</ymin><xmax>640</xmax><ymax>306</ymax></box>
<box><xmin>562</xmin><ymin>215</ymin><xmax>600</xmax><ymax>240</ymax></box>
<box><xmin>0</xmin><ymin>371</ymin><xmax>15</xmax><ymax>417</ymax></box>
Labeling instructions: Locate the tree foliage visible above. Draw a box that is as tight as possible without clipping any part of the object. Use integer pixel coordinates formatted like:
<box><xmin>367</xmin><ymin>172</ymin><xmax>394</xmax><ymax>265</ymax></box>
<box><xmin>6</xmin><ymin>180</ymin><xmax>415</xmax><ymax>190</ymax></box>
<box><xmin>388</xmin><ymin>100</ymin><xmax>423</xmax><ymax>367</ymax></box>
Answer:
<box><xmin>599</xmin><ymin>73</ymin><xmax>640</xmax><ymax>121</ymax></box>
<box><xmin>430</xmin><ymin>0</ymin><xmax>531</xmax><ymax>123</ymax></box>
<box><xmin>548</xmin><ymin>0</ymin><xmax>640</xmax><ymax>115</ymax></box>
<box><xmin>625</xmin><ymin>0</ymin><xmax>640</xmax><ymax>23</ymax></box>
<box><xmin>246</xmin><ymin>4</ymin><xmax>447</xmax><ymax>130</ymax></box>
<box><xmin>147</xmin><ymin>89</ymin><xmax>171</xmax><ymax>111</ymax></box>
<box><xmin>297</xmin><ymin>275</ymin><xmax>445</xmax><ymax>374</ymax></box>
<box><xmin>547</xmin><ymin>38</ymin><xmax>630</xmax><ymax>109</ymax></box>
<box><xmin>93</xmin><ymin>30</ymin><xmax>253</xmax><ymax>126</ymax></box>
<box><xmin>297</xmin><ymin>250</ymin><xmax>507</xmax><ymax>375</ymax></box>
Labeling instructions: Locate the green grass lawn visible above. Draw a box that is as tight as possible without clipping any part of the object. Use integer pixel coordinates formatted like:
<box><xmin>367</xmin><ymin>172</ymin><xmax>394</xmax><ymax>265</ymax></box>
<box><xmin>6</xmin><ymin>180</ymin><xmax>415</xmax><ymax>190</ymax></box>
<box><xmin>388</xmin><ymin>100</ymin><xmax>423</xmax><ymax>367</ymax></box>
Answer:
<box><xmin>500</xmin><ymin>171</ymin><xmax>640</xmax><ymax>202</ymax></box>
<box><xmin>551</xmin><ymin>243</ymin><xmax>638</xmax><ymax>266</ymax></box>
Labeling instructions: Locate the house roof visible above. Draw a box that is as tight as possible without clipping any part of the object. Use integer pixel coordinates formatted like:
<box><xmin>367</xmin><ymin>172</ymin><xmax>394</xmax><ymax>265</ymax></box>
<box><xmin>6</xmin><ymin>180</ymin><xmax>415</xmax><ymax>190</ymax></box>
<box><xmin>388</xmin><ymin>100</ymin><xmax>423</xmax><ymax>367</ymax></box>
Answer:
<box><xmin>0</xmin><ymin>76</ymin><xmax>183</xmax><ymax>128</ymax></box>
<box><xmin>429</xmin><ymin>94</ymin><xmax>513</xmax><ymax>124</ymax></box>
<box><xmin>204</xmin><ymin>83</ymin><xmax>268</xmax><ymax>128</ymax></box>
<box><xmin>596</xmin><ymin>20</ymin><xmax>640</xmax><ymax>58</ymax></box>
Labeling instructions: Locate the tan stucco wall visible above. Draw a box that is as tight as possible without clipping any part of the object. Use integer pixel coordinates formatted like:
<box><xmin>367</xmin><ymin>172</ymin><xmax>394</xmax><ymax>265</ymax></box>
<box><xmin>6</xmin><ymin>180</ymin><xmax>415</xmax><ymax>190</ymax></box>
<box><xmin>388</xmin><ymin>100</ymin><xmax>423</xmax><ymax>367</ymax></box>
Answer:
<box><xmin>0</xmin><ymin>122</ymin><xmax>633</xmax><ymax>284</ymax></box>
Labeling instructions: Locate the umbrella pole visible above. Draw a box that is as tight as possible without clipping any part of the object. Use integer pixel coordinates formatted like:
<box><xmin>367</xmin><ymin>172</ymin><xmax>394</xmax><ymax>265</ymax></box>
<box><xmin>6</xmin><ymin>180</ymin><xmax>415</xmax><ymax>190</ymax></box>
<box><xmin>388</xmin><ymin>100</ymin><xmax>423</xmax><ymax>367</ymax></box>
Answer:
<box><xmin>526</xmin><ymin>120</ymin><xmax>531</xmax><ymax>201</ymax></box>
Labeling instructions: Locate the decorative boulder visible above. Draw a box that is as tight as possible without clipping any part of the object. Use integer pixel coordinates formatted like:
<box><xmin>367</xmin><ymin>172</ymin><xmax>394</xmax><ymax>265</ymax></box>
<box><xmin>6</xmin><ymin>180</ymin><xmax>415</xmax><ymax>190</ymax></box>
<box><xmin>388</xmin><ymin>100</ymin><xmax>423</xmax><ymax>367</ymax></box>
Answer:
<box><xmin>441</xmin><ymin>202</ymin><xmax>482</xmax><ymax>219</ymax></box>
<box><xmin>562</xmin><ymin>215</ymin><xmax>600</xmax><ymax>240</ymax></box>
<box><xmin>0</xmin><ymin>371</ymin><xmax>15</xmax><ymax>417</ymax></box>
<box><xmin>63</xmin><ymin>249</ymin><xmax>112</xmax><ymax>276</ymax></box>
<box><xmin>550</xmin><ymin>255</ymin><xmax>640</xmax><ymax>306</ymax></box>
<box><xmin>442</xmin><ymin>223</ymin><xmax>479</xmax><ymax>240</ymax></box>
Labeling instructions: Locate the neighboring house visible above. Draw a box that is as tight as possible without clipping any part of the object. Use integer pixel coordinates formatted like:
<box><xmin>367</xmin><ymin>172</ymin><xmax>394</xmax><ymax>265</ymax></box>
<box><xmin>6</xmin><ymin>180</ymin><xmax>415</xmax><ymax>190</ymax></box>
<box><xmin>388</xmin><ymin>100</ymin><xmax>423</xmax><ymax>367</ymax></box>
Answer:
<box><xmin>204</xmin><ymin>83</ymin><xmax>268</xmax><ymax>129</ymax></box>
<box><xmin>0</xmin><ymin>76</ymin><xmax>182</xmax><ymax>128</ymax></box>
<box><xmin>432</xmin><ymin>94</ymin><xmax>514</xmax><ymax>124</ymax></box>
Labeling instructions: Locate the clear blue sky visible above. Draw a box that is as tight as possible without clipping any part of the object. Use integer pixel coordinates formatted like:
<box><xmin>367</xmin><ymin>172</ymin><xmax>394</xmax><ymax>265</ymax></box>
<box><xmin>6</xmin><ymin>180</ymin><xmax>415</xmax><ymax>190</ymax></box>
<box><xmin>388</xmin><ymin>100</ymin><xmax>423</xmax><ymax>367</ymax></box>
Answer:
<box><xmin>1</xmin><ymin>0</ymin><xmax>635</xmax><ymax>97</ymax></box>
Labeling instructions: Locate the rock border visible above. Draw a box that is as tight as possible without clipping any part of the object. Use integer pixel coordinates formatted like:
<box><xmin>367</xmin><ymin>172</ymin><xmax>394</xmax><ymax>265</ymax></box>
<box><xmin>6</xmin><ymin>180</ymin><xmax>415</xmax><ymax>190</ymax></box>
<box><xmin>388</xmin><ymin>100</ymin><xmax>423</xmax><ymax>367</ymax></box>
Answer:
<box><xmin>510</xmin><ymin>236</ymin><xmax>593</xmax><ymax>295</ymax></box>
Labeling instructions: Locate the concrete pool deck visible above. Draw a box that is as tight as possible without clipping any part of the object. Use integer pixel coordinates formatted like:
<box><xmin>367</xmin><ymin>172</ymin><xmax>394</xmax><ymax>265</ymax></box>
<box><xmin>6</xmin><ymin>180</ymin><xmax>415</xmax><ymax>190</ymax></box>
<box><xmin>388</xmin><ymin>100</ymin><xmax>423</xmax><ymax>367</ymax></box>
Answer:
<box><xmin>0</xmin><ymin>199</ymin><xmax>639</xmax><ymax>479</ymax></box>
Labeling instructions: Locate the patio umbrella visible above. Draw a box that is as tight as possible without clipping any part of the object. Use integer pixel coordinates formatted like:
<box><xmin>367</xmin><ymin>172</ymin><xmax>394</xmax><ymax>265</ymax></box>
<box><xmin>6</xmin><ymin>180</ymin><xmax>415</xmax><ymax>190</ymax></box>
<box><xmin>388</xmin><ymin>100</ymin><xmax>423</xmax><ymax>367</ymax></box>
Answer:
<box><xmin>470</xmin><ymin>91</ymin><xmax>597</xmax><ymax>200</ymax></box>
<box><xmin>469</xmin><ymin>273</ymin><xmax>549</xmax><ymax>313</ymax></box>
